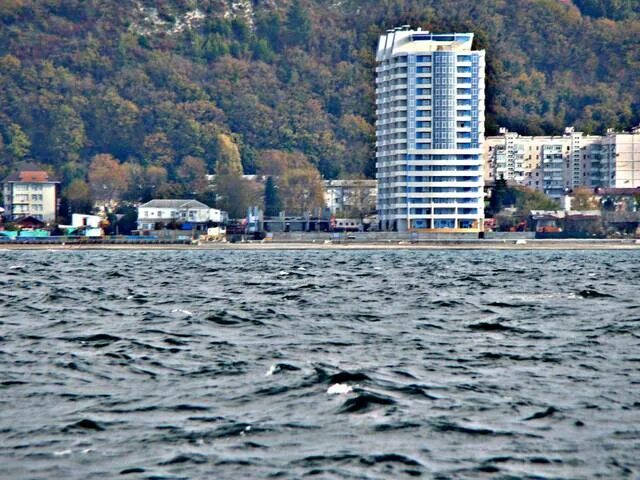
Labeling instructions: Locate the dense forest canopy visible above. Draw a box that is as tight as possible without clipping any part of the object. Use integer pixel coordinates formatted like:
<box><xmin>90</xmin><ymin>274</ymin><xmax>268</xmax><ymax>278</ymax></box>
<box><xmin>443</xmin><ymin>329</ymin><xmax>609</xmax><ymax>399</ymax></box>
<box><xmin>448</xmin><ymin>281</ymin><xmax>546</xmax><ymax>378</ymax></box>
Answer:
<box><xmin>0</xmin><ymin>0</ymin><xmax>639</xmax><ymax>189</ymax></box>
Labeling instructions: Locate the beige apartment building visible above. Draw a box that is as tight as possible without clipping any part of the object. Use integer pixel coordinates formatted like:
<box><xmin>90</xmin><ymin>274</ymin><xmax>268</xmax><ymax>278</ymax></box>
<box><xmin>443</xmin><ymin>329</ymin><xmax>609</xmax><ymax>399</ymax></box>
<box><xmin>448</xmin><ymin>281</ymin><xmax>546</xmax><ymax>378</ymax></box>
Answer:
<box><xmin>485</xmin><ymin>126</ymin><xmax>640</xmax><ymax>200</ymax></box>
<box><xmin>2</xmin><ymin>163</ymin><xmax>58</xmax><ymax>222</ymax></box>
<box><xmin>598</xmin><ymin>128</ymin><xmax>640</xmax><ymax>188</ymax></box>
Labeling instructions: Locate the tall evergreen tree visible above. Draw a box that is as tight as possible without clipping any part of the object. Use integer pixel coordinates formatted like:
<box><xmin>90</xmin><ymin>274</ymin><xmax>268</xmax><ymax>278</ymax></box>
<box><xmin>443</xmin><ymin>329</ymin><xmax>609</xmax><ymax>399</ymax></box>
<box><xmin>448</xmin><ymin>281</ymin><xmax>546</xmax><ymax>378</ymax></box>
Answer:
<box><xmin>489</xmin><ymin>175</ymin><xmax>508</xmax><ymax>216</ymax></box>
<box><xmin>264</xmin><ymin>176</ymin><xmax>282</xmax><ymax>217</ymax></box>
<box><xmin>285</xmin><ymin>0</ymin><xmax>312</xmax><ymax>46</ymax></box>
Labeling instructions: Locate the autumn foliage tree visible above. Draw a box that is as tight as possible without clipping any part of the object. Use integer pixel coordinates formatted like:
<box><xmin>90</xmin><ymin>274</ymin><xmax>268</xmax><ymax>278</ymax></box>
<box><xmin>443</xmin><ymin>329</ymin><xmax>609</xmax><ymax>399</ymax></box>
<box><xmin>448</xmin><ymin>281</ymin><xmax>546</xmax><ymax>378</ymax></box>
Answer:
<box><xmin>63</xmin><ymin>178</ymin><xmax>93</xmax><ymax>214</ymax></box>
<box><xmin>215</xmin><ymin>133</ymin><xmax>243</xmax><ymax>176</ymax></box>
<box><xmin>257</xmin><ymin>149</ymin><xmax>324</xmax><ymax>215</ymax></box>
<box><xmin>88</xmin><ymin>154</ymin><xmax>131</xmax><ymax>203</ymax></box>
<box><xmin>177</xmin><ymin>155</ymin><xmax>208</xmax><ymax>195</ymax></box>
<box><xmin>571</xmin><ymin>187</ymin><xmax>600</xmax><ymax>211</ymax></box>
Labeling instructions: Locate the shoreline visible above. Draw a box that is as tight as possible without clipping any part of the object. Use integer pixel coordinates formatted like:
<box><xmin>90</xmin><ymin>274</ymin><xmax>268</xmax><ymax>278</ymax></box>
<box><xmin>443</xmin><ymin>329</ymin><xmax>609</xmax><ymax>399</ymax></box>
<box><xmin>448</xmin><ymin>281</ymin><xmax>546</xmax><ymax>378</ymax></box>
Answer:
<box><xmin>1</xmin><ymin>239</ymin><xmax>639</xmax><ymax>251</ymax></box>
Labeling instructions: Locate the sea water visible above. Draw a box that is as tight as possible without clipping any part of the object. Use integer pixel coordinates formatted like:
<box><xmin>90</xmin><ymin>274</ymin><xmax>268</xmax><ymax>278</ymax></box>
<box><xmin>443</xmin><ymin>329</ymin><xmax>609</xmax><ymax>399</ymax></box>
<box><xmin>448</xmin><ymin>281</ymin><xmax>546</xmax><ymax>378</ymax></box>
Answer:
<box><xmin>1</xmin><ymin>249</ymin><xmax>639</xmax><ymax>478</ymax></box>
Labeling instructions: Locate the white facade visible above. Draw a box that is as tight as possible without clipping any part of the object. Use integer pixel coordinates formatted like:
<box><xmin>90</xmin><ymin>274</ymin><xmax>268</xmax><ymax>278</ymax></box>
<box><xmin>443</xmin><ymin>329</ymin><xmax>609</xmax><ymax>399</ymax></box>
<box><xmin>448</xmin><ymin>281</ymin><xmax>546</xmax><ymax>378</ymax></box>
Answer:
<box><xmin>71</xmin><ymin>214</ymin><xmax>102</xmax><ymax>228</ymax></box>
<box><xmin>137</xmin><ymin>199</ymin><xmax>225</xmax><ymax>230</ymax></box>
<box><xmin>376</xmin><ymin>27</ymin><xmax>485</xmax><ymax>232</ymax></box>
<box><xmin>486</xmin><ymin>126</ymin><xmax>640</xmax><ymax>199</ymax></box>
<box><xmin>324</xmin><ymin>179</ymin><xmax>377</xmax><ymax>215</ymax></box>
<box><xmin>599</xmin><ymin>128</ymin><xmax>640</xmax><ymax>188</ymax></box>
<box><xmin>2</xmin><ymin>165</ymin><xmax>58</xmax><ymax>222</ymax></box>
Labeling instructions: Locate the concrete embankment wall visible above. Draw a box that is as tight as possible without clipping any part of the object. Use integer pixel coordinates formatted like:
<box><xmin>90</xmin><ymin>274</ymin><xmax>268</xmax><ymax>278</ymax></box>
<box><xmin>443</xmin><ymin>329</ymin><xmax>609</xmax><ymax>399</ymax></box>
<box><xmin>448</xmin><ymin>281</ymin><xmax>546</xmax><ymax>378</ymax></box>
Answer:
<box><xmin>270</xmin><ymin>231</ymin><xmax>538</xmax><ymax>243</ymax></box>
<box><xmin>272</xmin><ymin>232</ymin><xmax>483</xmax><ymax>242</ymax></box>
<box><xmin>484</xmin><ymin>232</ymin><xmax>536</xmax><ymax>240</ymax></box>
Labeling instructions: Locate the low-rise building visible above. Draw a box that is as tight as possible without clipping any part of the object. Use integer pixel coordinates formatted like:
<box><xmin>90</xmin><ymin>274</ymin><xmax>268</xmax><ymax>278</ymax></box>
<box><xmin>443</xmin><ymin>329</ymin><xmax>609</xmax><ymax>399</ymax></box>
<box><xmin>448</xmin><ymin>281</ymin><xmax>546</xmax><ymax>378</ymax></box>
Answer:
<box><xmin>136</xmin><ymin>199</ymin><xmax>226</xmax><ymax>231</ymax></box>
<box><xmin>324</xmin><ymin>179</ymin><xmax>377</xmax><ymax>216</ymax></box>
<box><xmin>71</xmin><ymin>213</ymin><xmax>102</xmax><ymax>228</ymax></box>
<box><xmin>2</xmin><ymin>163</ymin><xmax>58</xmax><ymax>222</ymax></box>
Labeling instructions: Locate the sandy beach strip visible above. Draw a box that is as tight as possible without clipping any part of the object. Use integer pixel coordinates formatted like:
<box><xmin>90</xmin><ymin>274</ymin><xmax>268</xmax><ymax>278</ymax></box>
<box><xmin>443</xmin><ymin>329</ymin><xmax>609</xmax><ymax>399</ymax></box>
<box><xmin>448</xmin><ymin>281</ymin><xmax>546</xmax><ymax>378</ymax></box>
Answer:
<box><xmin>1</xmin><ymin>240</ymin><xmax>639</xmax><ymax>251</ymax></box>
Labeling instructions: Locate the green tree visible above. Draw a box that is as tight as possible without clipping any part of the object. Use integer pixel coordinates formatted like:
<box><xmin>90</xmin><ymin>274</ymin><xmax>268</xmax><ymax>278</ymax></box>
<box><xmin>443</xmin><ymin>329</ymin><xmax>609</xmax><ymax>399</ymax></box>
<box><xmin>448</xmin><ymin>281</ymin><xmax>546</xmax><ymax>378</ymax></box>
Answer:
<box><xmin>215</xmin><ymin>174</ymin><xmax>262</xmax><ymax>219</ymax></box>
<box><xmin>48</xmin><ymin>105</ymin><xmax>86</xmax><ymax>164</ymax></box>
<box><xmin>7</xmin><ymin>123</ymin><xmax>30</xmax><ymax>160</ymax></box>
<box><xmin>143</xmin><ymin>132</ymin><xmax>175</xmax><ymax>167</ymax></box>
<box><xmin>285</xmin><ymin>0</ymin><xmax>312</xmax><ymax>46</ymax></box>
<box><xmin>264</xmin><ymin>176</ymin><xmax>282</xmax><ymax>216</ymax></box>
<box><xmin>488</xmin><ymin>176</ymin><xmax>508</xmax><ymax>216</ymax></box>
<box><xmin>255</xmin><ymin>11</ymin><xmax>281</xmax><ymax>50</ymax></box>
<box><xmin>515</xmin><ymin>187</ymin><xmax>559</xmax><ymax>215</ymax></box>
<box><xmin>111</xmin><ymin>205</ymin><xmax>138</xmax><ymax>235</ymax></box>
<box><xmin>63</xmin><ymin>178</ymin><xmax>93</xmax><ymax>214</ymax></box>
<box><xmin>87</xmin><ymin>89</ymin><xmax>141</xmax><ymax>158</ymax></box>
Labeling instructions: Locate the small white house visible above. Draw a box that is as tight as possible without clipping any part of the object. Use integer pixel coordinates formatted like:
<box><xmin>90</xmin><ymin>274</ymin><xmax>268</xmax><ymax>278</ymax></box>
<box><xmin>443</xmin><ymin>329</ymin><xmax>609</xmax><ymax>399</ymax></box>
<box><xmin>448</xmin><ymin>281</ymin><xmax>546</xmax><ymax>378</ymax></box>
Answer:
<box><xmin>72</xmin><ymin>213</ymin><xmax>102</xmax><ymax>228</ymax></box>
<box><xmin>137</xmin><ymin>199</ymin><xmax>226</xmax><ymax>231</ymax></box>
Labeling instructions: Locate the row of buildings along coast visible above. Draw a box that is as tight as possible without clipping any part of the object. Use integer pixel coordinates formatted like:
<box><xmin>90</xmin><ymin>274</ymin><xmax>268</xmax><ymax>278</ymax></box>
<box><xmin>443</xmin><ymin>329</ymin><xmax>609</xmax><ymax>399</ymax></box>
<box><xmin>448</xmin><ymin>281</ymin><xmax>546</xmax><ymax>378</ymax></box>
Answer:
<box><xmin>374</xmin><ymin>26</ymin><xmax>640</xmax><ymax>233</ymax></box>
<box><xmin>1</xmin><ymin>26</ymin><xmax>639</xmax><ymax>237</ymax></box>
<box><xmin>485</xmin><ymin>126</ymin><xmax>640</xmax><ymax>200</ymax></box>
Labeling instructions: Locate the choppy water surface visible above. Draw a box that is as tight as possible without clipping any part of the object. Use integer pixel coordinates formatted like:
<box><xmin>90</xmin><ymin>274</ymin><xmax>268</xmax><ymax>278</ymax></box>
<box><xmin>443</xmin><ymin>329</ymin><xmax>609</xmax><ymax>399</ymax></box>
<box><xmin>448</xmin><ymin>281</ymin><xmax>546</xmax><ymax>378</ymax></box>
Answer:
<box><xmin>1</xmin><ymin>249</ymin><xmax>639</xmax><ymax>479</ymax></box>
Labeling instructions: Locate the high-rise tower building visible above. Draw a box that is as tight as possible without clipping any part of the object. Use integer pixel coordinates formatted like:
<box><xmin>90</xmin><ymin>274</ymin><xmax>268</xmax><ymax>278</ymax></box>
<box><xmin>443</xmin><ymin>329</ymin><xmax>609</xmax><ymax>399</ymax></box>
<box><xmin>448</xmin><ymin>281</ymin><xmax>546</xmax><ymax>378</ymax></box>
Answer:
<box><xmin>376</xmin><ymin>27</ymin><xmax>485</xmax><ymax>232</ymax></box>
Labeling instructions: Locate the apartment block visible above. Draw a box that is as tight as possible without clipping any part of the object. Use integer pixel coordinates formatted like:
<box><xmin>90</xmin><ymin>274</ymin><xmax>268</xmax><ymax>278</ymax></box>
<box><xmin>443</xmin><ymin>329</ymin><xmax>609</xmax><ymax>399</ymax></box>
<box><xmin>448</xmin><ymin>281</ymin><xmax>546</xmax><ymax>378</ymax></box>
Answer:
<box><xmin>2</xmin><ymin>163</ymin><xmax>58</xmax><ymax>222</ymax></box>
<box><xmin>598</xmin><ymin>128</ymin><xmax>640</xmax><ymax>188</ymax></box>
<box><xmin>485</xmin><ymin>127</ymin><xmax>639</xmax><ymax>200</ymax></box>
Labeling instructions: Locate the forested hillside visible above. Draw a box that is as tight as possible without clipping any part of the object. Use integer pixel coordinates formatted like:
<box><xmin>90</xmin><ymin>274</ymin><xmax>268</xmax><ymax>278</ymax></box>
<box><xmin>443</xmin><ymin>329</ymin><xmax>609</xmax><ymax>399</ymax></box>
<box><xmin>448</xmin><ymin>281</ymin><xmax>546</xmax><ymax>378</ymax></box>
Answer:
<box><xmin>0</xmin><ymin>0</ymin><xmax>639</xmax><ymax>195</ymax></box>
